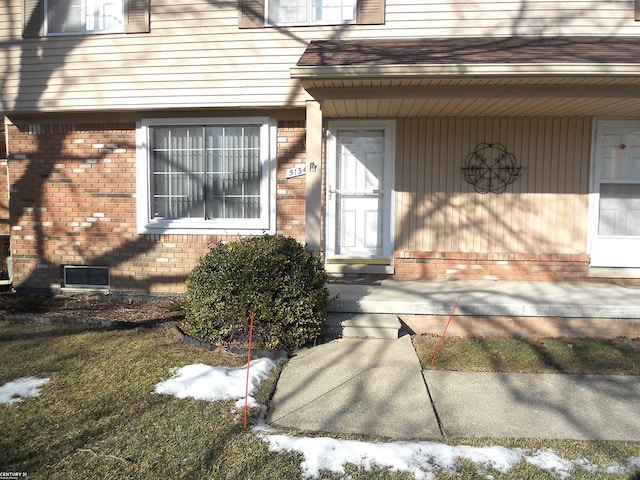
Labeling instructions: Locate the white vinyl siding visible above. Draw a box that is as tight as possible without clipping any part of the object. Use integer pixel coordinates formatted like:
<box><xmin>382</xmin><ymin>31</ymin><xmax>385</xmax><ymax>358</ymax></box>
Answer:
<box><xmin>137</xmin><ymin>117</ymin><xmax>277</xmax><ymax>235</ymax></box>
<box><xmin>4</xmin><ymin>0</ymin><xmax>640</xmax><ymax>112</ymax></box>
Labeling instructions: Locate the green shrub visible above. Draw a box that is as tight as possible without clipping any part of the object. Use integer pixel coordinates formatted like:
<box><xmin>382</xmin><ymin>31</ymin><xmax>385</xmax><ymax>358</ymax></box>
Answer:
<box><xmin>182</xmin><ymin>235</ymin><xmax>329</xmax><ymax>351</ymax></box>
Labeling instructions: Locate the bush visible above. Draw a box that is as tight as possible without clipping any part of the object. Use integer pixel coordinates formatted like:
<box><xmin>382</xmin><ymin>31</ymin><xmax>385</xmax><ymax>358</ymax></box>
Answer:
<box><xmin>182</xmin><ymin>235</ymin><xmax>329</xmax><ymax>351</ymax></box>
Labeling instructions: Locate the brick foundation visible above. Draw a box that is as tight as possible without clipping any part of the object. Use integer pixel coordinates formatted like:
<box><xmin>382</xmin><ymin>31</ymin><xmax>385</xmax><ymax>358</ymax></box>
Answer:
<box><xmin>394</xmin><ymin>251</ymin><xmax>592</xmax><ymax>282</ymax></box>
<box><xmin>6</xmin><ymin>120</ymin><xmax>307</xmax><ymax>293</ymax></box>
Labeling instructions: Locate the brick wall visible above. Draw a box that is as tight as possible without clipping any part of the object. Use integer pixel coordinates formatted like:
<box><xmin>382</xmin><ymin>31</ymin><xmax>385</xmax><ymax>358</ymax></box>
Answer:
<box><xmin>276</xmin><ymin>121</ymin><xmax>306</xmax><ymax>242</ymax></box>
<box><xmin>0</xmin><ymin>123</ymin><xmax>8</xmax><ymax>236</ymax></box>
<box><xmin>394</xmin><ymin>251</ymin><xmax>591</xmax><ymax>282</ymax></box>
<box><xmin>6</xmin><ymin>120</ymin><xmax>307</xmax><ymax>294</ymax></box>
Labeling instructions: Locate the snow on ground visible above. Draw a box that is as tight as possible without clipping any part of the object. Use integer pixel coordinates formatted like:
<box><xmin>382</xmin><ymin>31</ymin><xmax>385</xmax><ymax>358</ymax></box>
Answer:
<box><xmin>153</xmin><ymin>361</ymin><xmax>640</xmax><ymax>479</ymax></box>
<box><xmin>154</xmin><ymin>358</ymin><xmax>276</xmax><ymax>404</ymax></box>
<box><xmin>4</xmin><ymin>364</ymin><xmax>637</xmax><ymax>478</ymax></box>
<box><xmin>259</xmin><ymin>434</ymin><xmax>639</xmax><ymax>479</ymax></box>
<box><xmin>0</xmin><ymin>376</ymin><xmax>50</xmax><ymax>405</ymax></box>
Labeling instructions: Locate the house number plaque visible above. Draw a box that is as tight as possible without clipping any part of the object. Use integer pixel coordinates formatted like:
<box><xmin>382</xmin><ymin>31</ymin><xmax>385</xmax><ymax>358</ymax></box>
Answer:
<box><xmin>462</xmin><ymin>143</ymin><xmax>525</xmax><ymax>194</ymax></box>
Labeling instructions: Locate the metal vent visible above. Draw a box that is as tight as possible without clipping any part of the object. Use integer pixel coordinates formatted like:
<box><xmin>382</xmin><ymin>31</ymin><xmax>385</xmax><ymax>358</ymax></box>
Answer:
<box><xmin>63</xmin><ymin>266</ymin><xmax>109</xmax><ymax>288</ymax></box>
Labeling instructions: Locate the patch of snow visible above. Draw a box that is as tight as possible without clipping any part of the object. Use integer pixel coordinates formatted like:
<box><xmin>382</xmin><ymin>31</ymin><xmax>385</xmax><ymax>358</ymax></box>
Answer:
<box><xmin>0</xmin><ymin>377</ymin><xmax>50</xmax><ymax>405</ymax></box>
<box><xmin>260</xmin><ymin>435</ymin><xmax>531</xmax><ymax>479</ymax></box>
<box><xmin>155</xmin><ymin>363</ymin><xmax>640</xmax><ymax>479</ymax></box>
<box><xmin>526</xmin><ymin>449</ymin><xmax>576</xmax><ymax>479</ymax></box>
<box><xmin>154</xmin><ymin>358</ymin><xmax>276</xmax><ymax>404</ymax></box>
<box><xmin>260</xmin><ymin>433</ymin><xmax>637</xmax><ymax>480</ymax></box>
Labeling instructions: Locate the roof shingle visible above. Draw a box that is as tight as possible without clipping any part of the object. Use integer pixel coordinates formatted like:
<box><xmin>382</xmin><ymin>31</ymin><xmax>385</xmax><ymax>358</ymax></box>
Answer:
<box><xmin>296</xmin><ymin>37</ymin><xmax>640</xmax><ymax>67</ymax></box>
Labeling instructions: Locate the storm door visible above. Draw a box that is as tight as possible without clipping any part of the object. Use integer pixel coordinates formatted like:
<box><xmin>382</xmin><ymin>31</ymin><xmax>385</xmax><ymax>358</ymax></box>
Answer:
<box><xmin>590</xmin><ymin>119</ymin><xmax>640</xmax><ymax>267</ymax></box>
<box><xmin>325</xmin><ymin>120</ymin><xmax>394</xmax><ymax>262</ymax></box>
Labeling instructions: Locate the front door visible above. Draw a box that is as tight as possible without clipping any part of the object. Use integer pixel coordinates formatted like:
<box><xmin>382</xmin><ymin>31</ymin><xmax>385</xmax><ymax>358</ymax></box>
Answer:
<box><xmin>590</xmin><ymin>119</ymin><xmax>640</xmax><ymax>267</ymax></box>
<box><xmin>326</xmin><ymin>120</ymin><xmax>394</xmax><ymax>262</ymax></box>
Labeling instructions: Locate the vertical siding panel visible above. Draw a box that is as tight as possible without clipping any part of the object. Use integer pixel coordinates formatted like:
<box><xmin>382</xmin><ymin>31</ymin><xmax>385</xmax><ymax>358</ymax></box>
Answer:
<box><xmin>557</xmin><ymin>118</ymin><xmax>570</xmax><ymax>251</ymax></box>
<box><xmin>395</xmin><ymin>118</ymin><xmax>407</xmax><ymax>251</ymax></box>
<box><xmin>510</xmin><ymin>116</ymin><xmax>524</xmax><ymax>252</ymax></box>
<box><xmin>514</xmin><ymin>117</ymin><xmax>530</xmax><ymax>253</ymax></box>
<box><xmin>425</xmin><ymin>117</ymin><xmax>437</xmax><ymax>251</ymax></box>
<box><xmin>408</xmin><ymin>118</ymin><xmax>422</xmax><ymax>250</ymax></box>
<box><xmin>416</xmin><ymin>118</ymin><xmax>427</xmax><ymax>251</ymax></box>
<box><xmin>573</xmin><ymin>117</ymin><xmax>591</xmax><ymax>251</ymax></box>
<box><xmin>433</xmin><ymin>119</ymin><xmax>444</xmax><ymax>251</ymax></box>
<box><xmin>458</xmin><ymin>117</ymin><xmax>470</xmax><ymax>252</ymax></box>
<box><xmin>472</xmin><ymin>118</ymin><xmax>486</xmax><ymax>252</ymax></box>
<box><xmin>396</xmin><ymin>116</ymin><xmax>589</xmax><ymax>256</ymax></box>
<box><xmin>444</xmin><ymin>119</ymin><xmax>456</xmax><ymax>252</ymax></box>
<box><xmin>534</xmin><ymin>118</ymin><xmax>548</xmax><ymax>251</ymax></box>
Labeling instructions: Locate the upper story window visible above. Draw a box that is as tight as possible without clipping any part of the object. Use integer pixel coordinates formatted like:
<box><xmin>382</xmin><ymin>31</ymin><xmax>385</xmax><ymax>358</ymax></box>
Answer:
<box><xmin>136</xmin><ymin>117</ymin><xmax>277</xmax><ymax>235</ymax></box>
<box><xmin>23</xmin><ymin>0</ymin><xmax>150</xmax><ymax>38</ymax></box>
<box><xmin>267</xmin><ymin>0</ymin><xmax>356</xmax><ymax>26</ymax></box>
<box><xmin>46</xmin><ymin>0</ymin><xmax>124</xmax><ymax>35</ymax></box>
<box><xmin>239</xmin><ymin>0</ymin><xmax>384</xmax><ymax>28</ymax></box>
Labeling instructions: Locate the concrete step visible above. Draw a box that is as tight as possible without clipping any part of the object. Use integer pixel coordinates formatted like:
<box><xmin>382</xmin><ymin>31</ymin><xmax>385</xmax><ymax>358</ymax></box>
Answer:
<box><xmin>341</xmin><ymin>313</ymin><xmax>401</xmax><ymax>339</ymax></box>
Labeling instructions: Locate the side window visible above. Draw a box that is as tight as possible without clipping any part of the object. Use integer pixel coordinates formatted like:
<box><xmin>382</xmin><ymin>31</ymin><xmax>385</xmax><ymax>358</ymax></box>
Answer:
<box><xmin>23</xmin><ymin>0</ymin><xmax>150</xmax><ymax>37</ymax></box>
<box><xmin>239</xmin><ymin>0</ymin><xmax>384</xmax><ymax>28</ymax></box>
<box><xmin>136</xmin><ymin>117</ymin><xmax>277</xmax><ymax>235</ymax></box>
<box><xmin>267</xmin><ymin>0</ymin><xmax>356</xmax><ymax>26</ymax></box>
<box><xmin>46</xmin><ymin>0</ymin><xmax>124</xmax><ymax>35</ymax></box>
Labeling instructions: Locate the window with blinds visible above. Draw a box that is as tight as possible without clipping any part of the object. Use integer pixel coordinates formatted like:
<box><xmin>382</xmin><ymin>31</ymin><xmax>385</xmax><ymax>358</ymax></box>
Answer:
<box><xmin>151</xmin><ymin>125</ymin><xmax>262</xmax><ymax>221</ymax></box>
<box><xmin>137</xmin><ymin>117</ymin><xmax>276</xmax><ymax>235</ymax></box>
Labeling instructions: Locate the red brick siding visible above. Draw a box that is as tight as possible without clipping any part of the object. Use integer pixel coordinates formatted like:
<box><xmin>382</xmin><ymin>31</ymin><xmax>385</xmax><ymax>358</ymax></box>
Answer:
<box><xmin>394</xmin><ymin>251</ymin><xmax>592</xmax><ymax>282</ymax></box>
<box><xmin>392</xmin><ymin>251</ymin><xmax>640</xmax><ymax>285</ymax></box>
<box><xmin>276</xmin><ymin>121</ymin><xmax>306</xmax><ymax>243</ymax></box>
<box><xmin>7</xmin><ymin>120</ymin><xmax>307</xmax><ymax>293</ymax></box>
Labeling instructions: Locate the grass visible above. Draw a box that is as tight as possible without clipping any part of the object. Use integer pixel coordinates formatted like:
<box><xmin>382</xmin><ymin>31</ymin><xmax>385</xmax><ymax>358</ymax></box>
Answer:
<box><xmin>0</xmin><ymin>320</ymin><xmax>639</xmax><ymax>479</ymax></box>
<box><xmin>414</xmin><ymin>335</ymin><xmax>640</xmax><ymax>375</ymax></box>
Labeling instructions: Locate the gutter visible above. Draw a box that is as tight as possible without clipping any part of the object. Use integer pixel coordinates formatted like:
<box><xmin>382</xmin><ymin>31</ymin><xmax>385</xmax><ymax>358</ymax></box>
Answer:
<box><xmin>291</xmin><ymin>63</ymin><xmax>640</xmax><ymax>79</ymax></box>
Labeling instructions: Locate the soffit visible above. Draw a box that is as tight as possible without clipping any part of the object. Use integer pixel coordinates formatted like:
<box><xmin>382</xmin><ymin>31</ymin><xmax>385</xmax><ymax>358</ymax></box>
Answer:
<box><xmin>293</xmin><ymin>37</ymin><xmax>640</xmax><ymax>117</ymax></box>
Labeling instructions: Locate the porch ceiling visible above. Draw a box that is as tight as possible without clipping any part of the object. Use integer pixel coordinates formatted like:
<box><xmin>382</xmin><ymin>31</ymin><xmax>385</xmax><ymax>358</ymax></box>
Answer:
<box><xmin>293</xmin><ymin>37</ymin><xmax>640</xmax><ymax>117</ymax></box>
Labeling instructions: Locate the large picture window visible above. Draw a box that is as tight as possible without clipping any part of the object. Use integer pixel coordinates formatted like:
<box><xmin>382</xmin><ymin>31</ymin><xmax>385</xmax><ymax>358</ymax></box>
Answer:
<box><xmin>46</xmin><ymin>0</ymin><xmax>124</xmax><ymax>34</ymax></box>
<box><xmin>137</xmin><ymin>118</ymin><xmax>276</xmax><ymax>235</ymax></box>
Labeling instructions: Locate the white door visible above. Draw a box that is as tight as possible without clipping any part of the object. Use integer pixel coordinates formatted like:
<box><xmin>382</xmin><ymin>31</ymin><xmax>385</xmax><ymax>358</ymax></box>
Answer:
<box><xmin>590</xmin><ymin>119</ymin><xmax>640</xmax><ymax>267</ymax></box>
<box><xmin>326</xmin><ymin>120</ymin><xmax>394</xmax><ymax>261</ymax></box>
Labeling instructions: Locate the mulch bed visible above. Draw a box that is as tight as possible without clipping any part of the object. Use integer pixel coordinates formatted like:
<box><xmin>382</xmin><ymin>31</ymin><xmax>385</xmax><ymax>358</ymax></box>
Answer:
<box><xmin>0</xmin><ymin>293</ymin><xmax>290</xmax><ymax>360</ymax></box>
<box><xmin>0</xmin><ymin>294</ymin><xmax>185</xmax><ymax>326</ymax></box>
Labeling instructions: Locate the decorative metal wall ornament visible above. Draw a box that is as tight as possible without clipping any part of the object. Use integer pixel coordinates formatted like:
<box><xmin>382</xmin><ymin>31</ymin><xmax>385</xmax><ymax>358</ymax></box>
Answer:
<box><xmin>462</xmin><ymin>143</ymin><xmax>525</xmax><ymax>194</ymax></box>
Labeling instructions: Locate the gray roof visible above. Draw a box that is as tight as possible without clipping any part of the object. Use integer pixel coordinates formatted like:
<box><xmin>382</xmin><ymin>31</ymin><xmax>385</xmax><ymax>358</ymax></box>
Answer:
<box><xmin>296</xmin><ymin>37</ymin><xmax>640</xmax><ymax>67</ymax></box>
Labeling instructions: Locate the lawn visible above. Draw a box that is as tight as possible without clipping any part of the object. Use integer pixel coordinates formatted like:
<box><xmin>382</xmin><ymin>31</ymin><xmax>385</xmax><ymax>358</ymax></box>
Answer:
<box><xmin>1</xmin><ymin>318</ymin><xmax>639</xmax><ymax>479</ymax></box>
<box><xmin>413</xmin><ymin>335</ymin><xmax>640</xmax><ymax>375</ymax></box>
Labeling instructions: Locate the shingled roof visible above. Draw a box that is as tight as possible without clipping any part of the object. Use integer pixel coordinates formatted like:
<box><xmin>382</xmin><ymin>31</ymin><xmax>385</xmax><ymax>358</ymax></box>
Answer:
<box><xmin>296</xmin><ymin>37</ymin><xmax>640</xmax><ymax>67</ymax></box>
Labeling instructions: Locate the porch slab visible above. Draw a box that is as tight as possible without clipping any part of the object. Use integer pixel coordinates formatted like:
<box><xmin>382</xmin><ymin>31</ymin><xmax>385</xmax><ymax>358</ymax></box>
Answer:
<box><xmin>328</xmin><ymin>279</ymin><xmax>640</xmax><ymax>319</ymax></box>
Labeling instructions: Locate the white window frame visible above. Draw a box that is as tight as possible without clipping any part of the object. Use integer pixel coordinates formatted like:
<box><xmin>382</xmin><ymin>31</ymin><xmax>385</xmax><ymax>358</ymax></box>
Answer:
<box><xmin>44</xmin><ymin>0</ymin><xmax>125</xmax><ymax>36</ymax></box>
<box><xmin>136</xmin><ymin>117</ymin><xmax>277</xmax><ymax>235</ymax></box>
<box><xmin>266</xmin><ymin>0</ymin><xmax>357</xmax><ymax>26</ymax></box>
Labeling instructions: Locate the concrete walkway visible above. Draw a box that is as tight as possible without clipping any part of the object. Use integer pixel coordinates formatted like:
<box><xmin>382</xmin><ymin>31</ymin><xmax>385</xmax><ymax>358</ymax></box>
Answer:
<box><xmin>268</xmin><ymin>336</ymin><xmax>640</xmax><ymax>441</ymax></box>
<box><xmin>426</xmin><ymin>370</ymin><xmax>640</xmax><ymax>441</ymax></box>
<box><xmin>267</xmin><ymin>336</ymin><xmax>442</xmax><ymax>440</ymax></box>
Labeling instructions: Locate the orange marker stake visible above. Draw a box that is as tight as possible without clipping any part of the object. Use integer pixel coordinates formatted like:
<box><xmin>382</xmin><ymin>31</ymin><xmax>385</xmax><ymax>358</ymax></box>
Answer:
<box><xmin>243</xmin><ymin>311</ymin><xmax>256</xmax><ymax>430</ymax></box>
<box><xmin>430</xmin><ymin>296</ymin><xmax>461</xmax><ymax>368</ymax></box>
